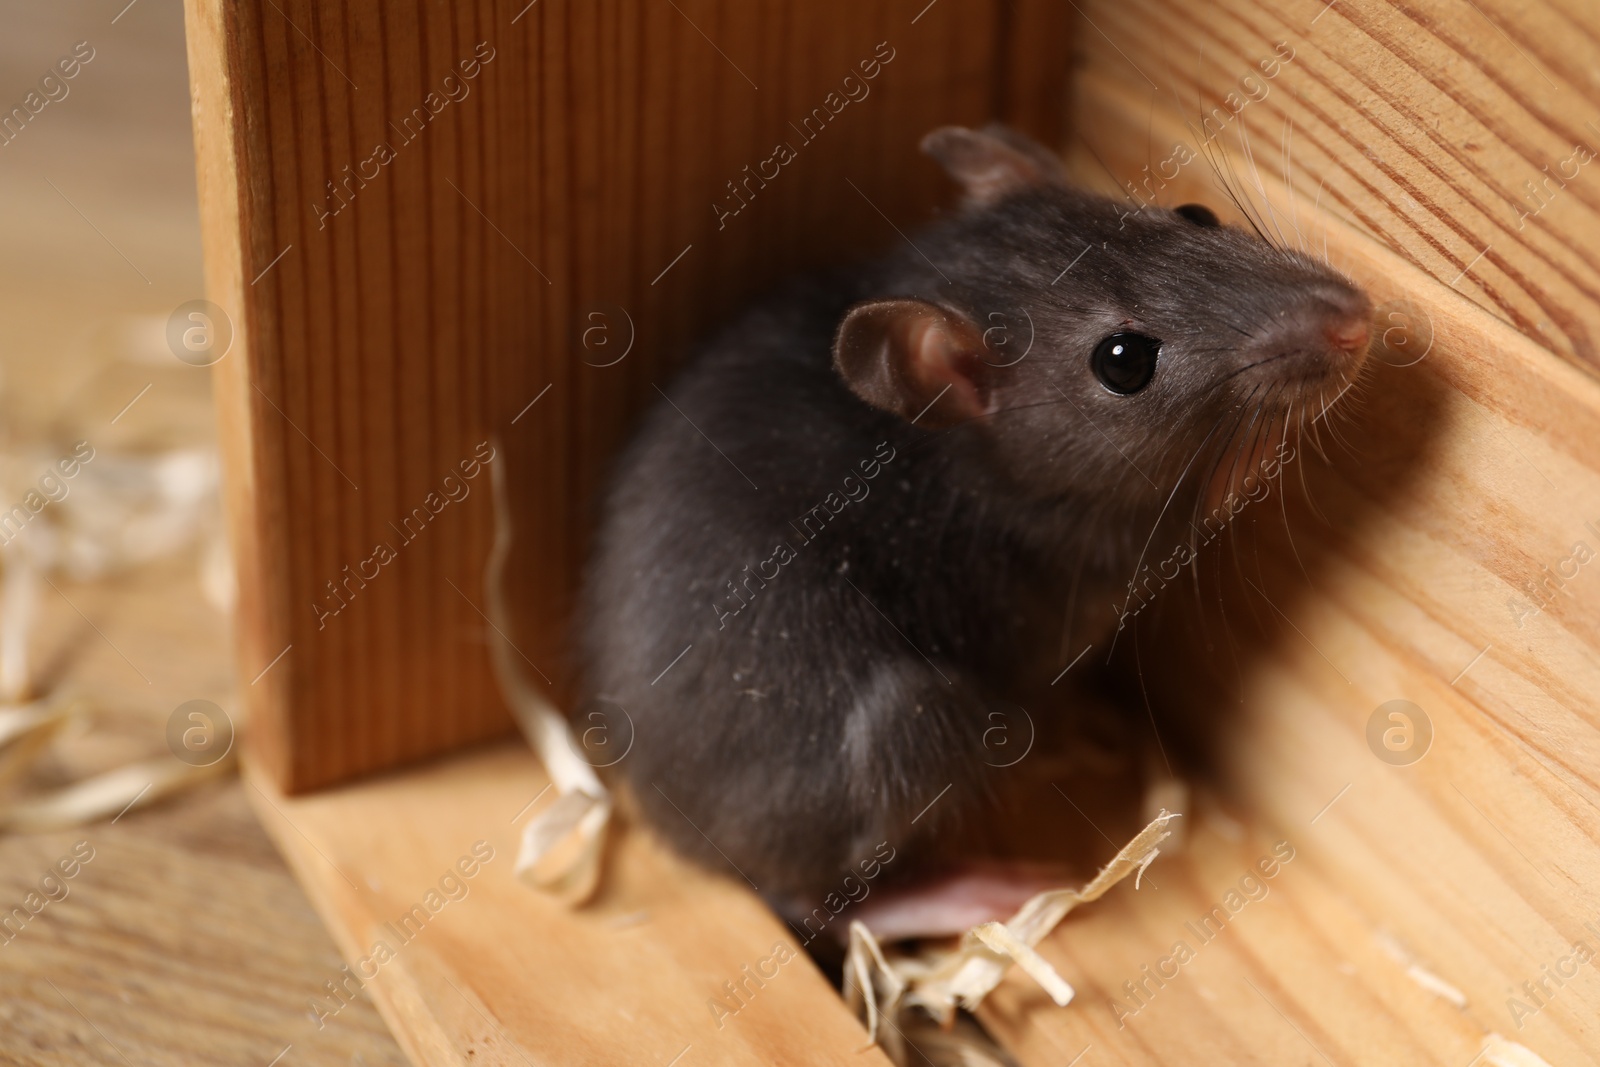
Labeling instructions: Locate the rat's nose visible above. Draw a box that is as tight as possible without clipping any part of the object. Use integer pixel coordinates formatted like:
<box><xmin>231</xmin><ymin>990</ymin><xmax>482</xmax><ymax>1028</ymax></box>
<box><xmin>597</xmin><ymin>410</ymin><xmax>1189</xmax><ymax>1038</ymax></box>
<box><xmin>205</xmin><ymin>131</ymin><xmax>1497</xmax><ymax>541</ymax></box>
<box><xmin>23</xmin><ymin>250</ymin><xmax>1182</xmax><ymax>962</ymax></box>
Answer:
<box><xmin>1325</xmin><ymin>315</ymin><xmax>1370</xmax><ymax>354</ymax></box>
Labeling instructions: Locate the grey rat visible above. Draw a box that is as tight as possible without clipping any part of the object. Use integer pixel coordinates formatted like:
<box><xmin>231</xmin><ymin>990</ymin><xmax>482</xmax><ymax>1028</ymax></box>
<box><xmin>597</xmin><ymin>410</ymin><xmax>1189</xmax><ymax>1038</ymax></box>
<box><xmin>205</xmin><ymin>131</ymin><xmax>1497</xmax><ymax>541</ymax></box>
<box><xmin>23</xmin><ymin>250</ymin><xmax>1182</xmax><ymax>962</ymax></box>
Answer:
<box><xmin>577</xmin><ymin>125</ymin><xmax>1371</xmax><ymax>931</ymax></box>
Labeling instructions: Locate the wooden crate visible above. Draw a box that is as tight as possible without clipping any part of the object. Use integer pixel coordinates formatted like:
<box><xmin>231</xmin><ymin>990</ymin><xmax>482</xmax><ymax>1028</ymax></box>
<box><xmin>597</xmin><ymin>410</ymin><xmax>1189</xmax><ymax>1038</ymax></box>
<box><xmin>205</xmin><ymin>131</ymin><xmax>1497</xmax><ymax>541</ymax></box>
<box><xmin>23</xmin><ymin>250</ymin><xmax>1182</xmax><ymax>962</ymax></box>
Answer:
<box><xmin>184</xmin><ymin>1</ymin><xmax>1600</xmax><ymax>1064</ymax></box>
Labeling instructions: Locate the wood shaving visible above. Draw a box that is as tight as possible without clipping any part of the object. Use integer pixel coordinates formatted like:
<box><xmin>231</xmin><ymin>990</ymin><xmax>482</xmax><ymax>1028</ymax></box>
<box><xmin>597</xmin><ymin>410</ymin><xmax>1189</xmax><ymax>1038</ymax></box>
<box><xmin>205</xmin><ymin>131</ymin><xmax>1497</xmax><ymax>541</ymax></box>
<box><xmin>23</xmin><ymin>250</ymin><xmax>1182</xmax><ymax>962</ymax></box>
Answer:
<box><xmin>485</xmin><ymin>452</ymin><xmax>612</xmax><ymax>905</ymax></box>
<box><xmin>1374</xmin><ymin>929</ymin><xmax>1468</xmax><ymax>1008</ymax></box>
<box><xmin>1480</xmin><ymin>1033</ymin><xmax>1555</xmax><ymax>1067</ymax></box>
<box><xmin>846</xmin><ymin>809</ymin><xmax>1180</xmax><ymax>1048</ymax></box>
<box><xmin>0</xmin><ymin>694</ymin><xmax>234</xmax><ymax>831</ymax></box>
<box><xmin>0</xmin><ymin>546</ymin><xmax>38</xmax><ymax>702</ymax></box>
<box><xmin>55</xmin><ymin>449</ymin><xmax>221</xmax><ymax>580</ymax></box>
<box><xmin>1406</xmin><ymin>963</ymin><xmax>1468</xmax><ymax>1008</ymax></box>
<box><xmin>0</xmin><ymin>443</ymin><xmax>230</xmax><ymax>835</ymax></box>
<box><xmin>0</xmin><ymin>701</ymin><xmax>77</xmax><ymax>790</ymax></box>
<box><xmin>0</xmin><ymin>749</ymin><xmax>235</xmax><ymax>831</ymax></box>
<box><xmin>1141</xmin><ymin>776</ymin><xmax>1189</xmax><ymax>852</ymax></box>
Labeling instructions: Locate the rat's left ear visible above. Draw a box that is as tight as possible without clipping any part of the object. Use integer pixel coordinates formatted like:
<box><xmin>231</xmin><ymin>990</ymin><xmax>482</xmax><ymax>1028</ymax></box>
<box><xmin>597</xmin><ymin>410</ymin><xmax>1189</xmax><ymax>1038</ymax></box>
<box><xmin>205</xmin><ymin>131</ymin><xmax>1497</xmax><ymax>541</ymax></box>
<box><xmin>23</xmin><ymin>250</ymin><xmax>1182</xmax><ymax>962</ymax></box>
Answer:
<box><xmin>920</xmin><ymin>124</ymin><xmax>1065</xmax><ymax>206</ymax></box>
<box><xmin>833</xmin><ymin>299</ymin><xmax>994</xmax><ymax>428</ymax></box>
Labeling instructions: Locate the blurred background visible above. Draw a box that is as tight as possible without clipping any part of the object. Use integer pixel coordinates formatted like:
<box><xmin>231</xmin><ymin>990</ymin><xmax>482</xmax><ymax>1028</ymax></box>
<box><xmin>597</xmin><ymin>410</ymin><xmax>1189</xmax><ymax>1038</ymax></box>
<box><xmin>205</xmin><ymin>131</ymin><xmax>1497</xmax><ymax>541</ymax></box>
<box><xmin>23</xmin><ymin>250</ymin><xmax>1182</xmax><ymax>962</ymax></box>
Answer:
<box><xmin>0</xmin><ymin>3</ymin><xmax>402</xmax><ymax>1062</ymax></box>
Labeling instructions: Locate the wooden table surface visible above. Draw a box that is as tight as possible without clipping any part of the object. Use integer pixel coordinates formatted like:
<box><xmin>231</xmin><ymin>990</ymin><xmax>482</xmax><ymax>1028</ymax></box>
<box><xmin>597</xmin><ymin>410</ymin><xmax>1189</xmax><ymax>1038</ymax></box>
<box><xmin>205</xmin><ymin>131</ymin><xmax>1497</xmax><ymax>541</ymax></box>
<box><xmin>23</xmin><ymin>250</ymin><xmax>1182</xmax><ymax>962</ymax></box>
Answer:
<box><xmin>0</xmin><ymin>2</ymin><xmax>405</xmax><ymax>1063</ymax></box>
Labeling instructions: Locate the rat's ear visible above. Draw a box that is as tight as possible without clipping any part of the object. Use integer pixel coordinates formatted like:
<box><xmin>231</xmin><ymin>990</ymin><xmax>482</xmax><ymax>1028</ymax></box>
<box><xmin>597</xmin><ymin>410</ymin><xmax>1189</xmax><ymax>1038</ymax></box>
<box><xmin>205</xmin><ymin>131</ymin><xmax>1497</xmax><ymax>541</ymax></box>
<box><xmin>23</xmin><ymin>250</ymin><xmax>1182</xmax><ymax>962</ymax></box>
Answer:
<box><xmin>833</xmin><ymin>299</ymin><xmax>994</xmax><ymax>428</ymax></box>
<box><xmin>920</xmin><ymin>124</ymin><xmax>1065</xmax><ymax>206</ymax></box>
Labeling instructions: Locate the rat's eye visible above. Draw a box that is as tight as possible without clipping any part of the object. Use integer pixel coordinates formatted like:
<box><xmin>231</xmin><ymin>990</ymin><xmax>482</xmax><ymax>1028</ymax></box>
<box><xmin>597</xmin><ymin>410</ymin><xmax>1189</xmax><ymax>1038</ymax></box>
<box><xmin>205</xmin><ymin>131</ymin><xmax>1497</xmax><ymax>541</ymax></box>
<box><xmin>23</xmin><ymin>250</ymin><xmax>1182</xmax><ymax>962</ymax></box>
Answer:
<box><xmin>1175</xmin><ymin>203</ymin><xmax>1219</xmax><ymax>228</ymax></box>
<box><xmin>1091</xmin><ymin>332</ymin><xmax>1160</xmax><ymax>394</ymax></box>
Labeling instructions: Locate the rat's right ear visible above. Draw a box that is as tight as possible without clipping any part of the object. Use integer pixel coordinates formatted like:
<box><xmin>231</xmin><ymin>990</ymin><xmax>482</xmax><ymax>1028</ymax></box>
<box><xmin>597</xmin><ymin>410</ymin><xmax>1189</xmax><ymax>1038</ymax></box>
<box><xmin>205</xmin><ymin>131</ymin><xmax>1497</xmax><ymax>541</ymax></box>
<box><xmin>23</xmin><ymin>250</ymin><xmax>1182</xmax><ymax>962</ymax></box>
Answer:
<box><xmin>920</xmin><ymin>124</ymin><xmax>1065</xmax><ymax>206</ymax></box>
<box><xmin>833</xmin><ymin>299</ymin><xmax>993</xmax><ymax>429</ymax></box>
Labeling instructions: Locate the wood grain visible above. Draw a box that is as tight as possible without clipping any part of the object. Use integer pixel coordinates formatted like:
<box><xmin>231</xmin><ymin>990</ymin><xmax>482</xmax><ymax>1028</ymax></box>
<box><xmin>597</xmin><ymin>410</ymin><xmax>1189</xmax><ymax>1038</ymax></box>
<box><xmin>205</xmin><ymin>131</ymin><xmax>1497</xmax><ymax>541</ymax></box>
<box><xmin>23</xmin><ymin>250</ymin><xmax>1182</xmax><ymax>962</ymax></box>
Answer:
<box><xmin>246</xmin><ymin>740</ymin><xmax>895</xmax><ymax>1067</ymax></box>
<box><xmin>184</xmin><ymin>0</ymin><xmax>1074</xmax><ymax>793</ymax></box>
<box><xmin>1</xmin><ymin>781</ymin><xmax>407</xmax><ymax>1067</ymax></box>
<box><xmin>980</xmin><ymin>812</ymin><xmax>1512</xmax><ymax>1066</ymax></box>
<box><xmin>1062</xmin><ymin>0</ymin><xmax>1600</xmax><ymax>370</ymax></box>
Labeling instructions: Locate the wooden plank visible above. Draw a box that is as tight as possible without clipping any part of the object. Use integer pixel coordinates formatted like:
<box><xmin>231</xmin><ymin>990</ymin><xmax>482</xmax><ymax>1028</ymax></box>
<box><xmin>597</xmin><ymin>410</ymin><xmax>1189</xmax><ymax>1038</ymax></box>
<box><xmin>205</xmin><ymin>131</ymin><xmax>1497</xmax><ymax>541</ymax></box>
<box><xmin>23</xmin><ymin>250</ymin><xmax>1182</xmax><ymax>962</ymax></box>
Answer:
<box><xmin>1062</xmin><ymin>0</ymin><xmax>1600</xmax><ymax>372</ymax></box>
<box><xmin>245</xmin><ymin>741</ymin><xmax>894</xmax><ymax>1066</ymax></box>
<box><xmin>978</xmin><ymin>49</ymin><xmax>1600</xmax><ymax>1064</ymax></box>
<box><xmin>979</xmin><ymin>814</ymin><xmax>1500</xmax><ymax>1066</ymax></box>
<box><xmin>183</xmin><ymin>0</ymin><xmax>1073</xmax><ymax>793</ymax></box>
<box><xmin>1</xmin><ymin>782</ymin><xmax>407</xmax><ymax>1067</ymax></box>
<box><xmin>994</xmin><ymin>0</ymin><xmax>1075</xmax><ymax>145</ymax></box>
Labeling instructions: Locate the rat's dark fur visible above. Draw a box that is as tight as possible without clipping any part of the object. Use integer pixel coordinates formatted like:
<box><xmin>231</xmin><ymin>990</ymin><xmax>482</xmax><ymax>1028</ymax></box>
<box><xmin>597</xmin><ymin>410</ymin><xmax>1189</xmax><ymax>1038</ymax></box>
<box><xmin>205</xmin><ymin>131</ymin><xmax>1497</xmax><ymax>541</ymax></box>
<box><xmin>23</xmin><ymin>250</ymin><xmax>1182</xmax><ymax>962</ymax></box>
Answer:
<box><xmin>577</xmin><ymin>127</ymin><xmax>1370</xmax><ymax>921</ymax></box>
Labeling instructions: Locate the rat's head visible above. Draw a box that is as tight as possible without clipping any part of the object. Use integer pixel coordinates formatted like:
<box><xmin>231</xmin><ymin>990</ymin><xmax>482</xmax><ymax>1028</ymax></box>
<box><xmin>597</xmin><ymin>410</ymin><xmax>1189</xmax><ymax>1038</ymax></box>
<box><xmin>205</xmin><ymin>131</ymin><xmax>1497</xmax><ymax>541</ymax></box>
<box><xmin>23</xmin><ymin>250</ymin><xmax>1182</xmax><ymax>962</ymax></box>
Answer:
<box><xmin>833</xmin><ymin>125</ymin><xmax>1372</xmax><ymax>519</ymax></box>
